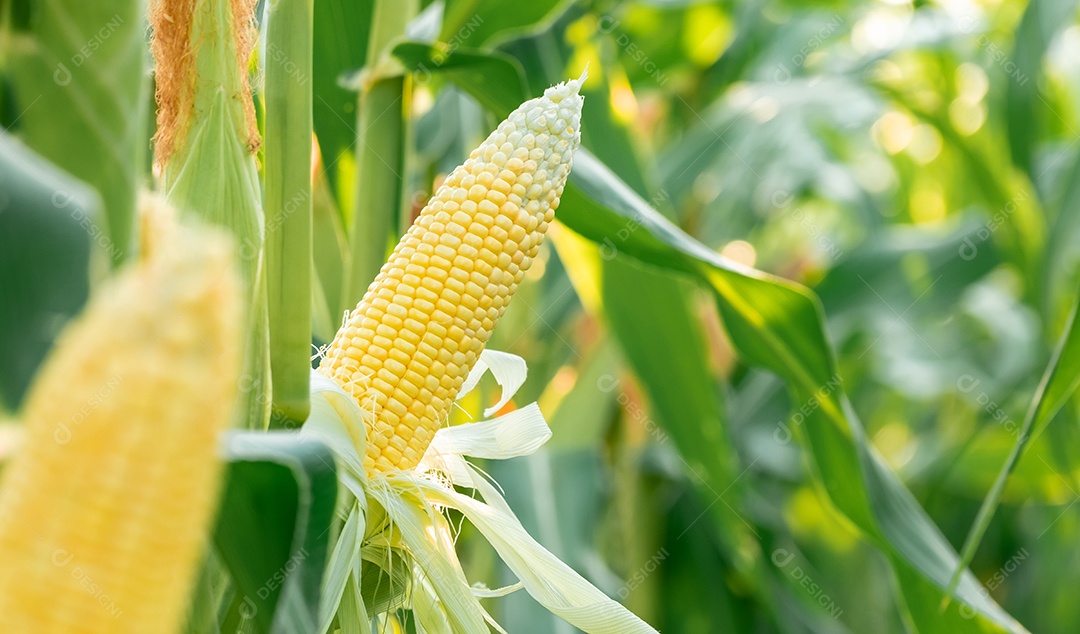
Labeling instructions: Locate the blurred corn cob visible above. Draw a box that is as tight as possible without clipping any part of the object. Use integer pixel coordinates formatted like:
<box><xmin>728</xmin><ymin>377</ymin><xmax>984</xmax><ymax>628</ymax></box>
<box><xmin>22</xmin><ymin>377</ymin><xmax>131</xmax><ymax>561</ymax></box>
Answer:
<box><xmin>0</xmin><ymin>212</ymin><xmax>242</xmax><ymax>633</ymax></box>
<box><xmin>319</xmin><ymin>75</ymin><xmax>585</xmax><ymax>473</ymax></box>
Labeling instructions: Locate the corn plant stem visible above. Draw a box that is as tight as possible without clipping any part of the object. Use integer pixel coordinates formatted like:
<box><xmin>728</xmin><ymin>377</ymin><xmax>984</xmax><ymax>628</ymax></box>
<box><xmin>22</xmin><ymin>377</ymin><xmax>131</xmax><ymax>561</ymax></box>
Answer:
<box><xmin>263</xmin><ymin>0</ymin><xmax>314</xmax><ymax>428</ymax></box>
<box><xmin>343</xmin><ymin>0</ymin><xmax>417</xmax><ymax>307</ymax></box>
<box><xmin>345</xmin><ymin>77</ymin><xmax>406</xmax><ymax>306</ymax></box>
<box><xmin>365</xmin><ymin>0</ymin><xmax>415</xmax><ymax>69</ymax></box>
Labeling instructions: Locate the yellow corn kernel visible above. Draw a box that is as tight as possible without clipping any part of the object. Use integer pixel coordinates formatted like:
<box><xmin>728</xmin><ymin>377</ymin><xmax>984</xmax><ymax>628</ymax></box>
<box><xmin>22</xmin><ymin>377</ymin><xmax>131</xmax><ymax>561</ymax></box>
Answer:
<box><xmin>0</xmin><ymin>220</ymin><xmax>242</xmax><ymax>633</ymax></box>
<box><xmin>320</xmin><ymin>75</ymin><xmax>585</xmax><ymax>473</ymax></box>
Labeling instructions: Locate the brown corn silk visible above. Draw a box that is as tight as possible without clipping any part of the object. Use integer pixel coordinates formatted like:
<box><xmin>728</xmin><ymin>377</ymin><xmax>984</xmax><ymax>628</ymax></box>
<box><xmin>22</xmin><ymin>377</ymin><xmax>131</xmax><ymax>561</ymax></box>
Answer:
<box><xmin>149</xmin><ymin>0</ymin><xmax>260</xmax><ymax>165</ymax></box>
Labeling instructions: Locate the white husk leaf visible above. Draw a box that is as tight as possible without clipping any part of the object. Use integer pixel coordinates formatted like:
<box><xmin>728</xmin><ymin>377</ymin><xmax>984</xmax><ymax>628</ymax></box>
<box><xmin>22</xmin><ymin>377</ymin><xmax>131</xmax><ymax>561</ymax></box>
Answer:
<box><xmin>459</xmin><ymin>349</ymin><xmax>529</xmax><ymax>416</ymax></box>
<box><xmin>309</xmin><ymin>355</ymin><xmax>659</xmax><ymax>634</ymax></box>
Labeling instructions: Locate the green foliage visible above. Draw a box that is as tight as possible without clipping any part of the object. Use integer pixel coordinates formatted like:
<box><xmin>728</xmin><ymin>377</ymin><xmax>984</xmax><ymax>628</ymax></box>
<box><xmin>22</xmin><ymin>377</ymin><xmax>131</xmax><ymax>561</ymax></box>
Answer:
<box><xmin>214</xmin><ymin>432</ymin><xmax>337</xmax><ymax>634</ymax></box>
<box><xmin>0</xmin><ymin>135</ymin><xmax>96</xmax><ymax>410</ymax></box>
<box><xmin>5</xmin><ymin>0</ymin><xmax>146</xmax><ymax>266</ymax></box>
<box><xmin>5</xmin><ymin>0</ymin><xmax>1080</xmax><ymax>631</ymax></box>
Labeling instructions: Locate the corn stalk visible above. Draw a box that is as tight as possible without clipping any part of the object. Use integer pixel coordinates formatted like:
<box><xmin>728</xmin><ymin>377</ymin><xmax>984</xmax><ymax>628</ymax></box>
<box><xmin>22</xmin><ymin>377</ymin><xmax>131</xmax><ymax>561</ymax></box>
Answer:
<box><xmin>263</xmin><ymin>0</ymin><xmax>314</xmax><ymax>428</ymax></box>
<box><xmin>343</xmin><ymin>0</ymin><xmax>418</xmax><ymax>307</ymax></box>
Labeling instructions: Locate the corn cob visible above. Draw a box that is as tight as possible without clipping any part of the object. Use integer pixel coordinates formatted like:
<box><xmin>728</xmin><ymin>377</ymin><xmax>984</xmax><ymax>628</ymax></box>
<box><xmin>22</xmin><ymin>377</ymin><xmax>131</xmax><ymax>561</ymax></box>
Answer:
<box><xmin>319</xmin><ymin>75</ymin><xmax>585</xmax><ymax>474</ymax></box>
<box><xmin>0</xmin><ymin>218</ymin><xmax>242</xmax><ymax>633</ymax></box>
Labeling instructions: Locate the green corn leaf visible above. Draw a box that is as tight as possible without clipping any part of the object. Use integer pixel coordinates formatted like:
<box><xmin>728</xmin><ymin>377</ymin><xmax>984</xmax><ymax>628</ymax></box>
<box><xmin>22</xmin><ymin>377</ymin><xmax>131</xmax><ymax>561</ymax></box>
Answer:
<box><xmin>311</xmin><ymin>171</ymin><xmax>349</xmax><ymax>338</ymax></box>
<box><xmin>1004</xmin><ymin>0</ymin><xmax>1078</xmax><ymax>176</ymax></box>
<box><xmin>343</xmin><ymin>75</ymin><xmax>407</xmax><ymax>307</ymax></box>
<box><xmin>574</xmin><ymin>65</ymin><xmax>766</xmax><ymax>605</ymax></box>
<box><xmin>215</xmin><ymin>431</ymin><xmax>337</xmax><ymax>634</ymax></box>
<box><xmin>341</xmin><ymin>0</ymin><xmax>418</xmax><ymax>308</ymax></box>
<box><xmin>601</xmin><ymin>257</ymin><xmax>761</xmax><ymax>577</ymax></box>
<box><xmin>440</xmin><ymin>0</ymin><xmax>573</xmax><ymax>48</ymax></box>
<box><xmin>312</xmin><ymin>0</ymin><xmax>374</xmax><ymax>205</ymax></box>
<box><xmin>560</xmin><ymin>151</ymin><xmax>1026</xmax><ymax>633</ymax></box>
<box><xmin>0</xmin><ymin>133</ymin><xmax>96</xmax><ymax>410</ymax></box>
<box><xmin>6</xmin><ymin>0</ymin><xmax>146</xmax><ymax>266</ymax></box>
<box><xmin>1041</xmin><ymin>125</ymin><xmax>1080</xmax><ymax>321</ymax></box>
<box><xmin>392</xmin><ymin>41</ymin><xmax>528</xmax><ymax>119</ymax></box>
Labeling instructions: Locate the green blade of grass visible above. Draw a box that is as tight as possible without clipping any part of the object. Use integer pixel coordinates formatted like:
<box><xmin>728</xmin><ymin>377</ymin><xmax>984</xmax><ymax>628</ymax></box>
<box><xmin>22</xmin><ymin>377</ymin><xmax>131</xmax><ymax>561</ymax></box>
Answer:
<box><xmin>945</xmin><ymin>288</ymin><xmax>1080</xmax><ymax>602</ymax></box>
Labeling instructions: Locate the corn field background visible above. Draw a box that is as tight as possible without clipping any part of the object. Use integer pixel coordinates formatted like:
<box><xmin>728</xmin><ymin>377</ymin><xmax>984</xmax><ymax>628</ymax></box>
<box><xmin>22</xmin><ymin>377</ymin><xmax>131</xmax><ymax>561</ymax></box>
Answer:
<box><xmin>2</xmin><ymin>0</ymin><xmax>1080</xmax><ymax>631</ymax></box>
